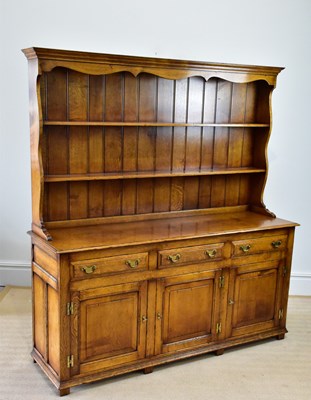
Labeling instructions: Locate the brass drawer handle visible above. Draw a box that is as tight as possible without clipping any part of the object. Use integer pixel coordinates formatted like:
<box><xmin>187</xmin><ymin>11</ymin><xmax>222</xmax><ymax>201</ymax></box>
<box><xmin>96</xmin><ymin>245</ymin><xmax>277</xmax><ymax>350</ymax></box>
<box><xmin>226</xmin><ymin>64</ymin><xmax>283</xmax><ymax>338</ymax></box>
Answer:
<box><xmin>167</xmin><ymin>253</ymin><xmax>181</xmax><ymax>263</ymax></box>
<box><xmin>125</xmin><ymin>259</ymin><xmax>141</xmax><ymax>269</ymax></box>
<box><xmin>81</xmin><ymin>265</ymin><xmax>96</xmax><ymax>274</ymax></box>
<box><xmin>271</xmin><ymin>240</ymin><xmax>282</xmax><ymax>248</ymax></box>
<box><xmin>206</xmin><ymin>249</ymin><xmax>217</xmax><ymax>258</ymax></box>
<box><xmin>240</xmin><ymin>244</ymin><xmax>251</xmax><ymax>253</ymax></box>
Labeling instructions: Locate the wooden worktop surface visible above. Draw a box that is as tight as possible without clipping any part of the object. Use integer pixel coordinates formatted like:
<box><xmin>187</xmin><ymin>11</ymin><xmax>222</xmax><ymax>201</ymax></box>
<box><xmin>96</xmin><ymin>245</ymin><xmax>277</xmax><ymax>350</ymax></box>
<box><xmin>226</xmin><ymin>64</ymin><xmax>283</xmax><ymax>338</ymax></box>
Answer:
<box><xmin>30</xmin><ymin>211</ymin><xmax>298</xmax><ymax>254</ymax></box>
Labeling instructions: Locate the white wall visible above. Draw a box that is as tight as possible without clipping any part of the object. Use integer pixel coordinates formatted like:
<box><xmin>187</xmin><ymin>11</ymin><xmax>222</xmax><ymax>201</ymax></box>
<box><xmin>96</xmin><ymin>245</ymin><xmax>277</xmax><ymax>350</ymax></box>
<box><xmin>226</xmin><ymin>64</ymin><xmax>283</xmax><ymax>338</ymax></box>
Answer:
<box><xmin>0</xmin><ymin>0</ymin><xmax>310</xmax><ymax>294</ymax></box>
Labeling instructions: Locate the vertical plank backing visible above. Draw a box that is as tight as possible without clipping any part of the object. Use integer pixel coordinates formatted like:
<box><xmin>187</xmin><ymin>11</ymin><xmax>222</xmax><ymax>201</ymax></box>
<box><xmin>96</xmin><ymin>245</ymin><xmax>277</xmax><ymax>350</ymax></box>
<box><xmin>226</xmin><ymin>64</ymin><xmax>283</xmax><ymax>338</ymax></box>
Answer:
<box><xmin>184</xmin><ymin>77</ymin><xmax>204</xmax><ymax>210</ymax></box>
<box><xmin>210</xmin><ymin>176</ymin><xmax>226</xmax><ymax>207</ymax></box>
<box><xmin>122</xmin><ymin>73</ymin><xmax>139</xmax><ymax>214</ymax></box>
<box><xmin>184</xmin><ymin>177</ymin><xmax>200</xmax><ymax>210</ymax></box>
<box><xmin>256</xmin><ymin>81</ymin><xmax>271</xmax><ymax>123</ymax></box>
<box><xmin>241</xmin><ymin>128</ymin><xmax>254</xmax><ymax>167</ymax></box>
<box><xmin>136</xmin><ymin>179</ymin><xmax>154</xmax><ymax>214</ymax></box>
<box><xmin>198</xmin><ymin>176</ymin><xmax>212</xmax><ymax>208</ymax></box>
<box><xmin>154</xmin><ymin>178</ymin><xmax>171</xmax><ymax>212</ymax></box>
<box><xmin>104</xmin><ymin>181</ymin><xmax>122</xmax><ymax>216</ymax></box>
<box><xmin>237</xmin><ymin>82</ymin><xmax>256</xmax><ymax>170</ymax></box>
<box><xmin>137</xmin><ymin>74</ymin><xmax>157</xmax><ymax>213</ymax></box>
<box><xmin>199</xmin><ymin>78</ymin><xmax>217</xmax><ymax>208</ymax></box>
<box><xmin>123</xmin><ymin>73</ymin><xmax>138</xmax><ymax>171</ymax></box>
<box><xmin>47</xmin><ymin>182</ymin><xmax>68</xmax><ymax>221</ymax></box>
<box><xmin>68</xmin><ymin>71</ymin><xmax>88</xmax><ymax>220</ymax></box>
<box><xmin>44</xmin><ymin>68</ymin><xmax>68</xmax><ymax>174</ymax></box>
<box><xmin>45</xmin><ymin>69</ymin><xmax>68</xmax><ymax>221</ymax></box>
<box><xmin>69</xmin><ymin>182</ymin><xmax>88</xmax><ymax>220</ymax></box>
<box><xmin>171</xmin><ymin>80</ymin><xmax>187</xmax><ymax>210</ymax></box>
<box><xmin>244</xmin><ymin>82</ymin><xmax>257</xmax><ymax>123</ymax></box>
<box><xmin>185</xmin><ymin>77</ymin><xmax>204</xmax><ymax>171</ymax></box>
<box><xmin>154</xmin><ymin>78</ymin><xmax>174</xmax><ymax>212</ymax></box>
<box><xmin>122</xmin><ymin>180</ymin><xmax>137</xmax><ymax>215</ymax></box>
<box><xmin>46</xmin><ymin>69</ymin><xmax>67</xmax><ymax>121</ymax></box>
<box><xmin>226</xmin><ymin>83</ymin><xmax>248</xmax><ymax>206</ymax></box>
<box><xmin>156</xmin><ymin>78</ymin><xmax>173</xmax><ymax>170</ymax></box>
<box><xmin>102</xmin><ymin>74</ymin><xmax>121</xmax><ymax>174</ymax></box>
<box><xmin>89</xmin><ymin>75</ymin><xmax>104</xmax><ymax>172</ymax></box>
<box><xmin>224</xmin><ymin>175</ymin><xmax>240</xmax><ymax>207</ymax></box>
<box><xmin>201</xmin><ymin>78</ymin><xmax>217</xmax><ymax>170</ymax></box>
<box><xmin>213</xmin><ymin>80</ymin><xmax>232</xmax><ymax>167</ymax></box>
<box><xmin>170</xmin><ymin>177</ymin><xmax>184</xmax><ymax>211</ymax></box>
<box><xmin>68</xmin><ymin>125</ymin><xmax>88</xmax><ymax>173</ymax></box>
<box><xmin>89</xmin><ymin>181</ymin><xmax>104</xmax><ymax>218</ymax></box>
<box><xmin>89</xmin><ymin>75</ymin><xmax>104</xmax><ymax>217</ymax></box>
<box><xmin>239</xmin><ymin>175</ymin><xmax>251</xmax><ymax>205</ymax></box>
<box><xmin>172</xmin><ymin>79</ymin><xmax>188</xmax><ymax>171</ymax></box>
<box><xmin>137</xmin><ymin>74</ymin><xmax>157</xmax><ymax>171</ymax></box>
<box><xmin>46</xmin><ymin>127</ymin><xmax>68</xmax><ymax>175</ymax></box>
<box><xmin>211</xmin><ymin>79</ymin><xmax>232</xmax><ymax>208</ymax></box>
<box><xmin>104</xmin><ymin>73</ymin><xmax>123</xmax><ymax>172</ymax></box>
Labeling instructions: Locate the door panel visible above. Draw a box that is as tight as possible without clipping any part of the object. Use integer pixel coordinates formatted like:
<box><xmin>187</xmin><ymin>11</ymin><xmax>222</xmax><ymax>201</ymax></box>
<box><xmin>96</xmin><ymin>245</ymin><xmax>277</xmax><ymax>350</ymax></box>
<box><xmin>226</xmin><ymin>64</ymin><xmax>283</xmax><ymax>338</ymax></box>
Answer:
<box><xmin>80</xmin><ymin>292</ymin><xmax>139</xmax><ymax>361</ymax></box>
<box><xmin>163</xmin><ymin>280</ymin><xmax>214</xmax><ymax>343</ymax></box>
<box><xmin>155</xmin><ymin>270</ymin><xmax>221</xmax><ymax>354</ymax></box>
<box><xmin>232</xmin><ymin>269</ymin><xmax>277</xmax><ymax>328</ymax></box>
<box><xmin>227</xmin><ymin>260</ymin><xmax>283</xmax><ymax>338</ymax></box>
<box><xmin>71</xmin><ymin>281</ymin><xmax>147</xmax><ymax>375</ymax></box>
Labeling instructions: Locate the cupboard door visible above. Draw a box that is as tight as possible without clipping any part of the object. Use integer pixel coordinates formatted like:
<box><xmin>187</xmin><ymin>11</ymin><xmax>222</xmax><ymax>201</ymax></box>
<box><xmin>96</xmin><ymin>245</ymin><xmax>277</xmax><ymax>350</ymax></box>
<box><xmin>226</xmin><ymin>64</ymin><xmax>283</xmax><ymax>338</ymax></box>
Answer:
<box><xmin>226</xmin><ymin>260</ymin><xmax>283</xmax><ymax>338</ymax></box>
<box><xmin>70</xmin><ymin>281</ymin><xmax>148</xmax><ymax>376</ymax></box>
<box><xmin>155</xmin><ymin>270</ymin><xmax>221</xmax><ymax>355</ymax></box>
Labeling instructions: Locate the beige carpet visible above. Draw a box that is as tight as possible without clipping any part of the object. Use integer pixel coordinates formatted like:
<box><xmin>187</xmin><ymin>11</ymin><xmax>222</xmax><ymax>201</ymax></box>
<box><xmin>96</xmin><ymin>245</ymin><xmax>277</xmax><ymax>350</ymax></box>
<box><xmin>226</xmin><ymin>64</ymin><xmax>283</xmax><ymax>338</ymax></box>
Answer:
<box><xmin>0</xmin><ymin>287</ymin><xmax>310</xmax><ymax>399</ymax></box>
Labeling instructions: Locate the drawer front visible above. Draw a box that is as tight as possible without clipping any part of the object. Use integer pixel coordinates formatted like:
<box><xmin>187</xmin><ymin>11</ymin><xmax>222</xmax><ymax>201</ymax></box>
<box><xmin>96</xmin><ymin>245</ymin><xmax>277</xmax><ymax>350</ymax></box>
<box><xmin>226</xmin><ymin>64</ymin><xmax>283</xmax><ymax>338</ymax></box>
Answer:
<box><xmin>71</xmin><ymin>252</ymin><xmax>148</xmax><ymax>279</ymax></box>
<box><xmin>232</xmin><ymin>234</ymin><xmax>288</xmax><ymax>257</ymax></box>
<box><xmin>158</xmin><ymin>243</ymin><xmax>225</xmax><ymax>268</ymax></box>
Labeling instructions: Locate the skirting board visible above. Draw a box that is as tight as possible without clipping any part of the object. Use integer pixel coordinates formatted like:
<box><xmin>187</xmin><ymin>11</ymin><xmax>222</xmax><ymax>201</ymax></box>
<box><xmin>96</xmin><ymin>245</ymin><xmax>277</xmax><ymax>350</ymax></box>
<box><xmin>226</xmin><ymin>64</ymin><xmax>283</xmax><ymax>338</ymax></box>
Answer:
<box><xmin>0</xmin><ymin>262</ymin><xmax>31</xmax><ymax>287</ymax></box>
<box><xmin>0</xmin><ymin>262</ymin><xmax>310</xmax><ymax>295</ymax></box>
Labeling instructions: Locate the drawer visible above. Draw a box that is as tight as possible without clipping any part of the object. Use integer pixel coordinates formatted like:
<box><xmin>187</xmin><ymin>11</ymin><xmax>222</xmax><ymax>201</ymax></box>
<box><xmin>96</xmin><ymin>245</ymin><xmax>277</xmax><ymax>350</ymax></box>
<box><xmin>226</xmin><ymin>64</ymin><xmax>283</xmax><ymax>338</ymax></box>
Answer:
<box><xmin>232</xmin><ymin>234</ymin><xmax>288</xmax><ymax>257</ymax></box>
<box><xmin>158</xmin><ymin>243</ymin><xmax>225</xmax><ymax>268</ymax></box>
<box><xmin>71</xmin><ymin>252</ymin><xmax>148</xmax><ymax>279</ymax></box>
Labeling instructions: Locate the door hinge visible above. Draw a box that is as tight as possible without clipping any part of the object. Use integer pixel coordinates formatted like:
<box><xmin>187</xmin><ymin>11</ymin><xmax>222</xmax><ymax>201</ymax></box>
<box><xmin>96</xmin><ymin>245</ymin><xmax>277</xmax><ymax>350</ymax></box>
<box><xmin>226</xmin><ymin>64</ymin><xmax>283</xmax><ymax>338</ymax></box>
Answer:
<box><xmin>66</xmin><ymin>302</ymin><xmax>74</xmax><ymax>316</ymax></box>
<box><xmin>216</xmin><ymin>322</ymin><xmax>222</xmax><ymax>334</ymax></box>
<box><xmin>219</xmin><ymin>275</ymin><xmax>225</xmax><ymax>288</ymax></box>
<box><xmin>278</xmin><ymin>309</ymin><xmax>284</xmax><ymax>320</ymax></box>
<box><xmin>67</xmin><ymin>355</ymin><xmax>74</xmax><ymax>368</ymax></box>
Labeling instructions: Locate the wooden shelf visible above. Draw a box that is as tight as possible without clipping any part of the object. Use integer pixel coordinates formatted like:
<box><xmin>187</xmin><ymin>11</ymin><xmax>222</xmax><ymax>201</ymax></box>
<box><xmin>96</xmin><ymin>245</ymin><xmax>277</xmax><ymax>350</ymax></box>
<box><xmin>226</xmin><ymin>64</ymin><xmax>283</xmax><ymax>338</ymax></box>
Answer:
<box><xmin>43</xmin><ymin>121</ymin><xmax>270</xmax><ymax>128</ymax></box>
<box><xmin>44</xmin><ymin>167</ymin><xmax>266</xmax><ymax>182</ymax></box>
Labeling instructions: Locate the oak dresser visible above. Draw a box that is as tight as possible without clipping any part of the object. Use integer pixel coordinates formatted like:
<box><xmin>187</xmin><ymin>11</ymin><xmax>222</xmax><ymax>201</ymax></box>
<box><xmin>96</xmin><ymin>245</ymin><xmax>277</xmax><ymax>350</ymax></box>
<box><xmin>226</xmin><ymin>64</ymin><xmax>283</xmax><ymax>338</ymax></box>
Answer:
<box><xmin>23</xmin><ymin>47</ymin><xmax>298</xmax><ymax>396</ymax></box>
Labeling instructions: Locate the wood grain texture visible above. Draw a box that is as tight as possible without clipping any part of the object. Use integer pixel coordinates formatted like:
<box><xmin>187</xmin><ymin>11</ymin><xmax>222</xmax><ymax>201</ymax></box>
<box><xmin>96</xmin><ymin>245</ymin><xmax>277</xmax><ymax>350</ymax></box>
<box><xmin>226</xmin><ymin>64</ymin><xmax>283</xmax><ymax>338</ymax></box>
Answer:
<box><xmin>41</xmin><ymin>211</ymin><xmax>297</xmax><ymax>253</ymax></box>
<box><xmin>39</xmin><ymin>70</ymin><xmax>275</xmax><ymax>222</ymax></box>
<box><xmin>24</xmin><ymin>48</ymin><xmax>297</xmax><ymax>396</ymax></box>
<box><xmin>23</xmin><ymin>47</ymin><xmax>283</xmax><ymax>85</ymax></box>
